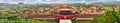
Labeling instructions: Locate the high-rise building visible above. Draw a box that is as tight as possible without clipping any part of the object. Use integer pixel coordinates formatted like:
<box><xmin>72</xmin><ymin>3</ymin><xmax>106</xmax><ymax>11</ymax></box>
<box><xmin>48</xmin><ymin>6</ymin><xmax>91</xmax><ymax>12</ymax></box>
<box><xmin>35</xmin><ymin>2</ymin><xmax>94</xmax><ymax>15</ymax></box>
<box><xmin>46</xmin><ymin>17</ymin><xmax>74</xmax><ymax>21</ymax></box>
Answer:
<box><xmin>18</xmin><ymin>2</ymin><xmax>24</xmax><ymax>5</ymax></box>
<box><xmin>17</xmin><ymin>2</ymin><xmax>24</xmax><ymax>7</ymax></box>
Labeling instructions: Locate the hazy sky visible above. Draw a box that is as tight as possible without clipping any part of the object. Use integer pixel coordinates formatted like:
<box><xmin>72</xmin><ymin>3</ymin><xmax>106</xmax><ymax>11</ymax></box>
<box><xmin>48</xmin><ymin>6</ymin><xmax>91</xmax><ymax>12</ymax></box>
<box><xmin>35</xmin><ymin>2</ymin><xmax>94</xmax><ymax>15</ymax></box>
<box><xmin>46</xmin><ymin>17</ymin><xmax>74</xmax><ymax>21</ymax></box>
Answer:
<box><xmin>0</xmin><ymin>0</ymin><xmax>119</xmax><ymax>4</ymax></box>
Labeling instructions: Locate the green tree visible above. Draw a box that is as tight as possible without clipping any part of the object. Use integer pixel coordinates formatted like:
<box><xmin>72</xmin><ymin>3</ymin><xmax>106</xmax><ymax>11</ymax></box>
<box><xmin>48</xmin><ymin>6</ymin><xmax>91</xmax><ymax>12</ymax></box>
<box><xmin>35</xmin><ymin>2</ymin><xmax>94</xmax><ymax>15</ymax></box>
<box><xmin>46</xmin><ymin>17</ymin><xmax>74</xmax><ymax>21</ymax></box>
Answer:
<box><xmin>83</xmin><ymin>4</ymin><xmax>92</xmax><ymax>8</ymax></box>
<box><xmin>7</xmin><ymin>15</ymin><xmax>21</xmax><ymax>20</ymax></box>
<box><xmin>24</xmin><ymin>15</ymin><xmax>28</xmax><ymax>21</ymax></box>
<box><xmin>91</xmin><ymin>4</ymin><xmax>119</xmax><ymax>23</ymax></box>
<box><xmin>91</xmin><ymin>11</ymin><xmax>117</xmax><ymax>23</ymax></box>
<box><xmin>116</xmin><ymin>12</ymin><xmax>120</xmax><ymax>23</ymax></box>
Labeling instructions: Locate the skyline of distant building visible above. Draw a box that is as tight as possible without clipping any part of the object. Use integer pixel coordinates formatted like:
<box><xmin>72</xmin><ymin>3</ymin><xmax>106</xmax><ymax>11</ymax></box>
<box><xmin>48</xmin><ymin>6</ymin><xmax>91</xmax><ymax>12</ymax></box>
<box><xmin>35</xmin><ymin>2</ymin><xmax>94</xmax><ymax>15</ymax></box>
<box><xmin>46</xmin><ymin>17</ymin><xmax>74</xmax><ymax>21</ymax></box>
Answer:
<box><xmin>0</xmin><ymin>0</ymin><xmax>119</xmax><ymax>4</ymax></box>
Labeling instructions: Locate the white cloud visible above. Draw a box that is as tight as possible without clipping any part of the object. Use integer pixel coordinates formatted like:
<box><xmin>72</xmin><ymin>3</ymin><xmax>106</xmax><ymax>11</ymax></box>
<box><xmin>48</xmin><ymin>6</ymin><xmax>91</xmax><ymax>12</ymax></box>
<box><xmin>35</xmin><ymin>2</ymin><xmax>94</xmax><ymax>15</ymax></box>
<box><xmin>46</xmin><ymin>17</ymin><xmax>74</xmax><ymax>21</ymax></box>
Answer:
<box><xmin>8</xmin><ymin>0</ymin><xmax>37</xmax><ymax>4</ymax></box>
<box><xmin>0</xmin><ymin>0</ymin><xmax>5</xmax><ymax>3</ymax></box>
<box><xmin>0</xmin><ymin>0</ymin><xmax>4</xmax><ymax>2</ymax></box>
<box><xmin>80</xmin><ymin>0</ymin><xmax>86</xmax><ymax>3</ymax></box>
<box><xmin>116</xmin><ymin>0</ymin><xmax>120</xmax><ymax>1</ymax></box>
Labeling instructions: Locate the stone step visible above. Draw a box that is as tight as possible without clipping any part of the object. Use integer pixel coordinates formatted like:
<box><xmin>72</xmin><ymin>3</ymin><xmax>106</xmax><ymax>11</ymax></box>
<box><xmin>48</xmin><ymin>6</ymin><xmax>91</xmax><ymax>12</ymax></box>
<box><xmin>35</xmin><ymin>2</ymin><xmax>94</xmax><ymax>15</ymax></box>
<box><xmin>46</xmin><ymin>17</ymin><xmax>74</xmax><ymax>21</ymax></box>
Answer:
<box><xmin>59</xmin><ymin>19</ymin><xmax>72</xmax><ymax>23</ymax></box>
